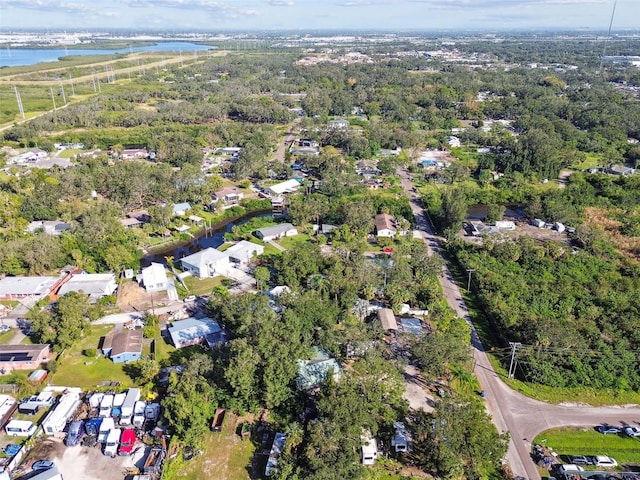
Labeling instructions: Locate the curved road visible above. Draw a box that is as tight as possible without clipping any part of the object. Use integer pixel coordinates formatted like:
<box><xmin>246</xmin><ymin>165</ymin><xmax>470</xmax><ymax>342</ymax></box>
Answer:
<box><xmin>398</xmin><ymin>169</ymin><xmax>640</xmax><ymax>479</ymax></box>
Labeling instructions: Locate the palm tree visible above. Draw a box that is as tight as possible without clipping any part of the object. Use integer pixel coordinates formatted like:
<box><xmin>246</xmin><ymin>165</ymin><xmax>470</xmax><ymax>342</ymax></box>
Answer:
<box><xmin>448</xmin><ymin>364</ymin><xmax>475</xmax><ymax>396</ymax></box>
<box><xmin>307</xmin><ymin>274</ymin><xmax>330</xmax><ymax>299</ymax></box>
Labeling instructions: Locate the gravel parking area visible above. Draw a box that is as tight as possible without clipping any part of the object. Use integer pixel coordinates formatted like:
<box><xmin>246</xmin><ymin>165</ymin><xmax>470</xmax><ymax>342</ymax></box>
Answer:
<box><xmin>26</xmin><ymin>436</ymin><xmax>148</xmax><ymax>480</ymax></box>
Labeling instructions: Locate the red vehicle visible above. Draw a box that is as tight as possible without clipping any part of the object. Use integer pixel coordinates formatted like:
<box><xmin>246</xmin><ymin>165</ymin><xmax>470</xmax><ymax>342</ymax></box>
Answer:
<box><xmin>118</xmin><ymin>429</ymin><xmax>136</xmax><ymax>456</ymax></box>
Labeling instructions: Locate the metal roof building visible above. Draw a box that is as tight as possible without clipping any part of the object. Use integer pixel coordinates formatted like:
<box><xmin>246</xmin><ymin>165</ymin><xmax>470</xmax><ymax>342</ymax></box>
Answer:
<box><xmin>0</xmin><ymin>276</ymin><xmax>59</xmax><ymax>299</ymax></box>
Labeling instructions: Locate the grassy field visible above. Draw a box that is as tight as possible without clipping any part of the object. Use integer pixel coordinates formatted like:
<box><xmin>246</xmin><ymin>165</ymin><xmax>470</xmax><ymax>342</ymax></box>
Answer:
<box><xmin>572</xmin><ymin>153</ymin><xmax>605</xmax><ymax>170</ymax></box>
<box><xmin>277</xmin><ymin>233</ymin><xmax>312</xmax><ymax>250</ymax></box>
<box><xmin>533</xmin><ymin>427</ymin><xmax>640</xmax><ymax>465</ymax></box>
<box><xmin>51</xmin><ymin>324</ymin><xmax>135</xmax><ymax>389</ymax></box>
<box><xmin>181</xmin><ymin>275</ymin><xmax>224</xmax><ymax>296</ymax></box>
<box><xmin>163</xmin><ymin>421</ymin><xmax>255</xmax><ymax>480</ymax></box>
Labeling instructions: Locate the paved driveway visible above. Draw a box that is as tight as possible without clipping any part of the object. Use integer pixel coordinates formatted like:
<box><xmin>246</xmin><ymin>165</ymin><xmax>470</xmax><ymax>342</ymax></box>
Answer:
<box><xmin>397</xmin><ymin>168</ymin><xmax>640</xmax><ymax>479</ymax></box>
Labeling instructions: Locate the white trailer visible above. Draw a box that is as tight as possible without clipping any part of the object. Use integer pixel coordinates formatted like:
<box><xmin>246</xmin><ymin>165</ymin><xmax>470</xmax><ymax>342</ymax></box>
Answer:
<box><xmin>99</xmin><ymin>395</ymin><xmax>114</xmax><ymax>418</ymax></box>
<box><xmin>88</xmin><ymin>392</ymin><xmax>104</xmax><ymax>409</ymax></box>
<box><xmin>132</xmin><ymin>400</ymin><xmax>146</xmax><ymax>428</ymax></box>
<box><xmin>119</xmin><ymin>388</ymin><xmax>141</xmax><ymax>425</ymax></box>
<box><xmin>113</xmin><ymin>393</ymin><xmax>126</xmax><ymax>408</ymax></box>
<box><xmin>41</xmin><ymin>392</ymin><xmax>81</xmax><ymax>435</ymax></box>
<box><xmin>98</xmin><ymin>417</ymin><xmax>115</xmax><ymax>443</ymax></box>
<box><xmin>103</xmin><ymin>428</ymin><xmax>121</xmax><ymax>457</ymax></box>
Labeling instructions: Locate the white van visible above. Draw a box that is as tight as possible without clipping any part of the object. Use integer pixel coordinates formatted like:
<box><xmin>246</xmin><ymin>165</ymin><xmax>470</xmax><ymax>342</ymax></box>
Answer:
<box><xmin>5</xmin><ymin>419</ymin><xmax>37</xmax><ymax>437</ymax></box>
<box><xmin>99</xmin><ymin>395</ymin><xmax>114</xmax><ymax>418</ymax></box>
<box><xmin>104</xmin><ymin>428</ymin><xmax>121</xmax><ymax>457</ymax></box>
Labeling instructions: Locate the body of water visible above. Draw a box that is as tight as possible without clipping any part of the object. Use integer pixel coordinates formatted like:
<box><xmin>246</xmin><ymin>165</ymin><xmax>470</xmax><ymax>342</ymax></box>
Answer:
<box><xmin>0</xmin><ymin>42</ymin><xmax>215</xmax><ymax>68</ymax></box>
<box><xmin>142</xmin><ymin>210</ymin><xmax>272</xmax><ymax>267</ymax></box>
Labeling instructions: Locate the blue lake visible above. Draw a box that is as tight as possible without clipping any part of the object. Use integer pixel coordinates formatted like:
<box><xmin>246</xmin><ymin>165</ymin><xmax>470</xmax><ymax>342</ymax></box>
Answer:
<box><xmin>0</xmin><ymin>42</ymin><xmax>215</xmax><ymax>68</ymax></box>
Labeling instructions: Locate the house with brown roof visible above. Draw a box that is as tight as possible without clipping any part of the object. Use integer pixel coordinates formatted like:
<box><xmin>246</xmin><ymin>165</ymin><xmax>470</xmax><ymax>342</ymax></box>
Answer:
<box><xmin>375</xmin><ymin>214</ymin><xmax>397</xmax><ymax>238</ymax></box>
<box><xmin>0</xmin><ymin>344</ymin><xmax>52</xmax><ymax>373</ymax></box>
<box><xmin>102</xmin><ymin>330</ymin><xmax>143</xmax><ymax>364</ymax></box>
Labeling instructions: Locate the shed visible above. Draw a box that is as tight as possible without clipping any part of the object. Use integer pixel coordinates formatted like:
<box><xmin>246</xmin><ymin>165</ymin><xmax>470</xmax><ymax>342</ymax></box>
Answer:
<box><xmin>110</xmin><ymin>330</ymin><xmax>143</xmax><ymax>364</ymax></box>
<box><xmin>377</xmin><ymin>308</ymin><xmax>398</xmax><ymax>331</ymax></box>
<box><xmin>495</xmin><ymin>221</ymin><xmax>515</xmax><ymax>231</ymax></box>
<box><xmin>254</xmin><ymin>223</ymin><xmax>298</xmax><ymax>242</ymax></box>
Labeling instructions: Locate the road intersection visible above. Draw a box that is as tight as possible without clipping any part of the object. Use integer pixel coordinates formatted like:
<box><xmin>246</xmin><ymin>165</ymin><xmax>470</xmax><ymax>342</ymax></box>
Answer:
<box><xmin>398</xmin><ymin>168</ymin><xmax>640</xmax><ymax>479</ymax></box>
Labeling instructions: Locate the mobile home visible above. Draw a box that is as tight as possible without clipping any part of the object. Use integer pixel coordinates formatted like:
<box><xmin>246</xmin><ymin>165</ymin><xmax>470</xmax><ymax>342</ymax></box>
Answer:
<box><xmin>42</xmin><ymin>392</ymin><xmax>81</xmax><ymax>435</ymax></box>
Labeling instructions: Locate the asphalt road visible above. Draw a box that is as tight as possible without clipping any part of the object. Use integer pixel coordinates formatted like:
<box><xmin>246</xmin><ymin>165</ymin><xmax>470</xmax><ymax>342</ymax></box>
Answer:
<box><xmin>397</xmin><ymin>169</ymin><xmax>640</xmax><ymax>479</ymax></box>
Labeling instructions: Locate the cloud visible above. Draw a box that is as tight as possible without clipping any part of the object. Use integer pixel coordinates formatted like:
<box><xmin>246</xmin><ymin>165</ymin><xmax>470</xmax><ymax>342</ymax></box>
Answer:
<box><xmin>0</xmin><ymin>0</ymin><xmax>91</xmax><ymax>11</ymax></box>
<box><xmin>267</xmin><ymin>0</ymin><xmax>294</xmax><ymax>5</ymax></box>
<box><xmin>409</xmin><ymin>0</ymin><xmax>608</xmax><ymax>6</ymax></box>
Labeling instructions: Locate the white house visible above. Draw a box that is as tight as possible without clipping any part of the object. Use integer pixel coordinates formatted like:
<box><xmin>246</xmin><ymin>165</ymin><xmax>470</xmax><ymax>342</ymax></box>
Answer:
<box><xmin>225</xmin><ymin>241</ymin><xmax>264</xmax><ymax>266</ymax></box>
<box><xmin>57</xmin><ymin>273</ymin><xmax>117</xmax><ymax>302</ymax></box>
<box><xmin>26</xmin><ymin>220</ymin><xmax>71</xmax><ymax>236</ymax></box>
<box><xmin>140</xmin><ymin>263</ymin><xmax>168</xmax><ymax>292</ymax></box>
<box><xmin>327</xmin><ymin>119</ymin><xmax>350</xmax><ymax>130</ymax></box>
<box><xmin>172</xmin><ymin>202</ymin><xmax>192</xmax><ymax>216</ymax></box>
<box><xmin>255</xmin><ymin>223</ymin><xmax>298</xmax><ymax>242</ymax></box>
<box><xmin>375</xmin><ymin>214</ymin><xmax>396</xmax><ymax>237</ymax></box>
<box><xmin>180</xmin><ymin>248</ymin><xmax>230</xmax><ymax>279</ymax></box>
<box><xmin>268</xmin><ymin>179</ymin><xmax>301</xmax><ymax>196</ymax></box>
<box><xmin>446</xmin><ymin>136</ymin><xmax>461</xmax><ymax>147</ymax></box>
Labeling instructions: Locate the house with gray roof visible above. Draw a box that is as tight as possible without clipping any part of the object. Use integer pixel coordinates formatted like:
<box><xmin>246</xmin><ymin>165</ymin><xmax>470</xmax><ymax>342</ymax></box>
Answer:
<box><xmin>254</xmin><ymin>223</ymin><xmax>298</xmax><ymax>242</ymax></box>
<box><xmin>0</xmin><ymin>276</ymin><xmax>59</xmax><ymax>300</ymax></box>
<box><xmin>26</xmin><ymin>220</ymin><xmax>71</xmax><ymax>236</ymax></box>
<box><xmin>172</xmin><ymin>202</ymin><xmax>192</xmax><ymax>216</ymax></box>
<box><xmin>57</xmin><ymin>273</ymin><xmax>117</xmax><ymax>302</ymax></box>
<box><xmin>107</xmin><ymin>330</ymin><xmax>143</xmax><ymax>364</ymax></box>
<box><xmin>180</xmin><ymin>248</ymin><xmax>230</xmax><ymax>279</ymax></box>
<box><xmin>297</xmin><ymin>348</ymin><xmax>341</xmax><ymax>390</ymax></box>
<box><xmin>168</xmin><ymin>317</ymin><xmax>226</xmax><ymax>349</ymax></box>
<box><xmin>225</xmin><ymin>241</ymin><xmax>264</xmax><ymax>266</ymax></box>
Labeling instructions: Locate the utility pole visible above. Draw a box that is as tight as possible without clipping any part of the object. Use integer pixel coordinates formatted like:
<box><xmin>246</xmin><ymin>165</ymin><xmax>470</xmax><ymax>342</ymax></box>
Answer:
<box><xmin>508</xmin><ymin>342</ymin><xmax>521</xmax><ymax>379</ymax></box>
<box><xmin>49</xmin><ymin>87</ymin><xmax>57</xmax><ymax>111</ymax></box>
<box><xmin>467</xmin><ymin>268</ymin><xmax>475</xmax><ymax>291</ymax></box>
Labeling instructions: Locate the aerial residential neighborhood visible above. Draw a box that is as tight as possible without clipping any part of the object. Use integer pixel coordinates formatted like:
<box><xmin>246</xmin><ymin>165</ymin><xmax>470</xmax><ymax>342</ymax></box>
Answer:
<box><xmin>0</xmin><ymin>14</ymin><xmax>640</xmax><ymax>480</ymax></box>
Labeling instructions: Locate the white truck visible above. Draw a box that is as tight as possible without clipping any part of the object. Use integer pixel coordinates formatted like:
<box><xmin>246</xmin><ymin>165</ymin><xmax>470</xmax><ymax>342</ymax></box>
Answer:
<box><xmin>103</xmin><ymin>428</ymin><xmax>121</xmax><ymax>457</ymax></box>
<box><xmin>144</xmin><ymin>403</ymin><xmax>160</xmax><ymax>422</ymax></box>
<box><xmin>132</xmin><ymin>400</ymin><xmax>146</xmax><ymax>428</ymax></box>
<box><xmin>98</xmin><ymin>417</ymin><xmax>115</xmax><ymax>443</ymax></box>
<box><xmin>99</xmin><ymin>395</ymin><xmax>114</xmax><ymax>418</ymax></box>
<box><xmin>119</xmin><ymin>388</ymin><xmax>141</xmax><ymax>425</ymax></box>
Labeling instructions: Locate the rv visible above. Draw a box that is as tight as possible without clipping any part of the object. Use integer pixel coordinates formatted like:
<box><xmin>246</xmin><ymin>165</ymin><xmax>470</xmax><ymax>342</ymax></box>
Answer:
<box><xmin>42</xmin><ymin>392</ymin><xmax>81</xmax><ymax>435</ymax></box>
<box><xmin>119</xmin><ymin>388</ymin><xmax>141</xmax><ymax>425</ymax></box>
<box><xmin>0</xmin><ymin>395</ymin><xmax>18</xmax><ymax>429</ymax></box>
<box><xmin>5</xmin><ymin>419</ymin><xmax>37</xmax><ymax>437</ymax></box>
<box><xmin>99</xmin><ymin>394</ymin><xmax>114</xmax><ymax>417</ymax></box>
<box><xmin>104</xmin><ymin>428</ymin><xmax>121</xmax><ymax>457</ymax></box>
<box><xmin>361</xmin><ymin>431</ymin><xmax>378</xmax><ymax>466</ymax></box>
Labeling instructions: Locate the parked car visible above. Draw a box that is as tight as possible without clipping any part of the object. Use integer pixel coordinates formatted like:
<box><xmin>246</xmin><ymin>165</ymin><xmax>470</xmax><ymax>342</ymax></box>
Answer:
<box><xmin>569</xmin><ymin>455</ymin><xmax>591</xmax><ymax>465</ymax></box>
<box><xmin>596</xmin><ymin>425</ymin><xmax>621</xmax><ymax>434</ymax></box>
<box><xmin>65</xmin><ymin>420</ymin><xmax>85</xmax><ymax>447</ymax></box>
<box><xmin>184</xmin><ymin>295</ymin><xmax>196</xmax><ymax>303</ymax></box>
<box><xmin>557</xmin><ymin>464</ymin><xmax>585</xmax><ymax>474</ymax></box>
<box><xmin>624</xmin><ymin>426</ymin><xmax>640</xmax><ymax>437</ymax></box>
<box><xmin>593</xmin><ymin>455</ymin><xmax>618</xmax><ymax>467</ymax></box>
<box><xmin>32</xmin><ymin>460</ymin><xmax>54</xmax><ymax>471</ymax></box>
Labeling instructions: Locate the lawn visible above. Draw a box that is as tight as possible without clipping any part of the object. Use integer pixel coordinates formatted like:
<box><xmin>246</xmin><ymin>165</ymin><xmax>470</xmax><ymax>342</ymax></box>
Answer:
<box><xmin>181</xmin><ymin>275</ymin><xmax>223</xmax><ymax>296</ymax></box>
<box><xmin>163</xmin><ymin>423</ymin><xmax>255</xmax><ymax>480</ymax></box>
<box><xmin>533</xmin><ymin>427</ymin><xmax>640</xmax><ymax>465</ymax></box>
<box><xmin>51</xmin><ymin>325</ymin><xmax>135</xmax><ymax>389</ymax></box>
<box><xmin>572</xmin><ymin>153</ymin><xmax>604</xmax><ymax>170</ymax></box>
<box><xmin>56</xmin><ymin>148</ymin><xmax>83</xmax><ymax>158</ymax></box>
<box><xmin>277</xmin><ymin>233</ymin><xmax>312</xmax><ymax>250</ymax></box>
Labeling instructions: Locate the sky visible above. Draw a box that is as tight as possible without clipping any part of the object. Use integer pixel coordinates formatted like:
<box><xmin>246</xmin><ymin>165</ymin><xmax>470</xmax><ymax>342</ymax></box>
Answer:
<box><xmin>0</xmin><ymin>0</ymin><xmax>638</xmax><ymax>32</ymax></box>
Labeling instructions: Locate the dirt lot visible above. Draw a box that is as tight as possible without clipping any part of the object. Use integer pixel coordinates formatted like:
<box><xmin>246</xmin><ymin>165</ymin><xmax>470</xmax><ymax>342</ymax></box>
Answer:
<box><xmin>17</xmin><ymin>436</ymin><xmax>148</xmax><ymax>480</ymax></box>
<box><xmin>117</xmin><ymin>280</ymin><xmax>173</xmax><ymax>312</ymax></box>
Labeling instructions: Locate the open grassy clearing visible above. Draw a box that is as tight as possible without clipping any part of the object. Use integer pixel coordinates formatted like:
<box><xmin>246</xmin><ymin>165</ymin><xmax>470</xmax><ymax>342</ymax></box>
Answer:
<box><xmin>50</xmin><ymin>324</ymin><xmax>135</xmax><ymax>389</ymax></box>
<box><xmin>533</xmin><ymin>427</ymin><xmax>640</xmax><ymax>465</ymax></box>
<box><xmin>181</xmin><ymin>275</ymin><xmax>224</xmax><ymax>296</ymax></box>
<box><xmin>277</xmin><ymin>233</ymin><xmax>312</xmax><ymax>250</ymax></box>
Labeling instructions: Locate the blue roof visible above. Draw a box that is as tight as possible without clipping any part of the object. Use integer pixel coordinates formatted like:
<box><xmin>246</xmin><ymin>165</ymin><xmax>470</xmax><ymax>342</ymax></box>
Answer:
<box><xmin>400</xmin><ymin>317</ymin><xmax>423</xmax><ymax>335</ymax></box>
